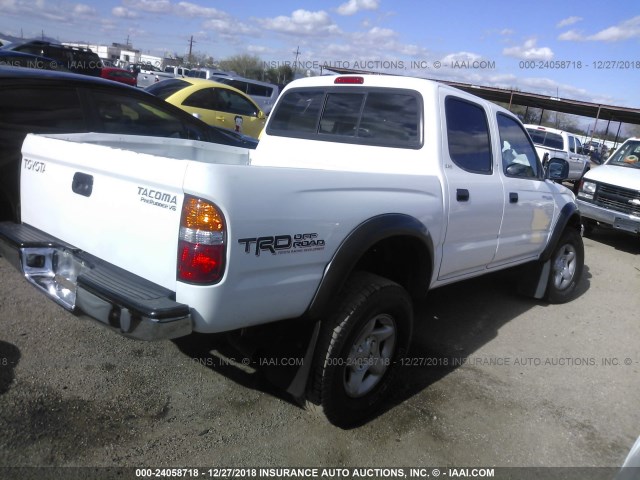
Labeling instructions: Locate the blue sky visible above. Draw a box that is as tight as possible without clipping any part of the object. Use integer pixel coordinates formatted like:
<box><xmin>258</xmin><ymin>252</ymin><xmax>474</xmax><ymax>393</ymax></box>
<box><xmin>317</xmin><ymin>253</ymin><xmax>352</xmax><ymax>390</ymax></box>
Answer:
<box><xmin>1</xmin><ymin>0</ymin><xmax>639</xmax><ymax>109</ymax></box>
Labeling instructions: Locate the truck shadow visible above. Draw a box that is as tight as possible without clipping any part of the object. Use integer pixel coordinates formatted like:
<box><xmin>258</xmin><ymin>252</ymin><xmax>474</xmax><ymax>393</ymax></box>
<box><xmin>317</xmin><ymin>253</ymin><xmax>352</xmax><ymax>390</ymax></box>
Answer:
<box><xmin>584</xmin><ymin>228</ymin><xmax>640</xmax><ymax>255</ymax></box>
<box><xmin>385</xmin><ymin>265</ymin><xmax>592</xmax><ymax>416</ymax></box>
<box><xmin>174</xmin><ymin>264</ymin><xmax>592</xmax><ymax>427</ymax></box>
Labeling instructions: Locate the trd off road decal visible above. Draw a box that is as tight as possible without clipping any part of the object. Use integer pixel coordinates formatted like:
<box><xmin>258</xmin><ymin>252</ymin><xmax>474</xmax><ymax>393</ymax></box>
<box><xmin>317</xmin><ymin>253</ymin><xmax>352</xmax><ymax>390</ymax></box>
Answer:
<box><xmin>137</xmin><ymin>186</ymin><xmax>177</xmax><ymax>211</ymax></box>
<box><xmin>238</xmin><ymin>233</ymin><xmax>325</xmax><ymax>256</ymax></box>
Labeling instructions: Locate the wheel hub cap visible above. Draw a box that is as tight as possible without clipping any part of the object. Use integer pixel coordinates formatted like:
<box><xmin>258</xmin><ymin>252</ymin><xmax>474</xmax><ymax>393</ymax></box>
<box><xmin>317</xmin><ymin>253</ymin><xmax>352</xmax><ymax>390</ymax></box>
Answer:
<box><xmin>344</xmin><ymin>314</ymin><xmax>396</xmax><ymax>398</ymax></box>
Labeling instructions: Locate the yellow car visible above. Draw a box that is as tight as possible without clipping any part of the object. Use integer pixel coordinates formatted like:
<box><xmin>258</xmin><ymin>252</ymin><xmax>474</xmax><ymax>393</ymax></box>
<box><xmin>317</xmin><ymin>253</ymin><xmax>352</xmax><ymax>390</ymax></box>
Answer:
<box><xmin>146</xmin><ymin>78</ymin><xmax>266</xmax><ymax>139</ymax></box>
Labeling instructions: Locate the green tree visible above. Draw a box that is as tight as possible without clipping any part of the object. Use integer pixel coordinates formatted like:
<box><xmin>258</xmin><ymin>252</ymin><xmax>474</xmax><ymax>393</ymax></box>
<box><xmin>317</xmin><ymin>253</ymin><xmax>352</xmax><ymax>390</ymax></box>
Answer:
<box><xmin>264</xmin><ymin>65</ymin><xmax>294</xmax><ymax>85</ymax></box>
<box><xmin>219</xmin><ymin>54</ymin><xmax>263</xmax><ymax>79</ymax></box>
<box><xmin>185</xmin><ymin>51</ymin><xmax>215</xmax><ymax>68</ymax></box>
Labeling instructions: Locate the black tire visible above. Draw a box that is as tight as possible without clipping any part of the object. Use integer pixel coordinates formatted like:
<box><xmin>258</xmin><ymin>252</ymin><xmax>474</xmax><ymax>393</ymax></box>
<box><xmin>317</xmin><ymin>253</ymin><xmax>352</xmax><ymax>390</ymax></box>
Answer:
<box><xmin>545</xmin><ymin>228</ymin><xmax>584</xmax><ymax>303</ymax></box>
<box><xmin>572</xmin><ymin>181</ymin><xmax>581</xmax><ymax>195</ymax></box>
<box><xmin>306</xmin><ymin>272</ymin><xmax>413</xmax><ymax>428</ymax></box>
<box><xmin>582</xmin><ymin>219</ymin><xmax>595</xmax><ymax>237</ymax></box>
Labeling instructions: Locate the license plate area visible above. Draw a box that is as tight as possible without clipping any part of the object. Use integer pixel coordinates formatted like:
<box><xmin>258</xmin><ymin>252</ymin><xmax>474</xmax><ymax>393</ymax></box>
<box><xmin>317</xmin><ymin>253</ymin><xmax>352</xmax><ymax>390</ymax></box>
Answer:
<box><xmin>613</xmin><ymin>217</ymin><xmax>640</xmax><ymax>234</ymax></box>
<box><xmin>20</xmin><ymin>247</ymin><xmax>88</xmax><ymax>310</ymax></box>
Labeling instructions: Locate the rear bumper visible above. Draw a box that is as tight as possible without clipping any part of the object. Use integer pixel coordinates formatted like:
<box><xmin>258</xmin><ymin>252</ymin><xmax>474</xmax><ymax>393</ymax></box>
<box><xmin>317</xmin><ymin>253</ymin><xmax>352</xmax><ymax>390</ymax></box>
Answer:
<box><xmin>0</xmin><ymin>222</ymin><xmax>192</xmax><ymax>340</ymax></box>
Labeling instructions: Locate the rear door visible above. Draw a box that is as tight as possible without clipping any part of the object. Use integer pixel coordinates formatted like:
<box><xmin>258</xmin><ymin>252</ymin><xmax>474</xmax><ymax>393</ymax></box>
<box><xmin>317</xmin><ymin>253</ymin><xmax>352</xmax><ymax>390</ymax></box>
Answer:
<box><xmin>438</xmin><ymin>93</ymin><xmax>504</xmax><ymax>280</ymax></box>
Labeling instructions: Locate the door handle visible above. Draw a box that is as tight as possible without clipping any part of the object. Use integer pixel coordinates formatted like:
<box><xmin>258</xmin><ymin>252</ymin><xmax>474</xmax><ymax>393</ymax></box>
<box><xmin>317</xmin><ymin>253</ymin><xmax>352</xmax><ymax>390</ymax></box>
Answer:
<box><xmin>456</xmin><ymin>189</ymin><xmax>470</xmax><ymax>202</ymax></box>
<box><xmin>72</xmin><ymin>172</ymin><xmax>93</xmax><ymax>197</ymax></box>
<box><xmin>509</xmin><ymin>192</ymin><xmax>518</xmax><ymax>203</ymax></box>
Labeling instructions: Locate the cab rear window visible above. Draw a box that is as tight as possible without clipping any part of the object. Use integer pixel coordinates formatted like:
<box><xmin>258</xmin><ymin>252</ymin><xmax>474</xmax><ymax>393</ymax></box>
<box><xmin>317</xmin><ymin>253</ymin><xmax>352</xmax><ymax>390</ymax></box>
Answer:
<box><xmin>267</xmin><ymin>88</ymin><xmax>422</xmax><ymax>149</ymax></box>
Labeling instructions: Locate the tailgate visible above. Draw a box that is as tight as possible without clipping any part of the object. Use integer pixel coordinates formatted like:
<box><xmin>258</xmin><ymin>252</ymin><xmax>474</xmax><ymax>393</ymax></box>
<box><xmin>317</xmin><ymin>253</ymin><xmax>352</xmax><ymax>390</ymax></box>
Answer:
<box><xmin>20</xmin><ymin>134</ymin><xmax>187</xmax><ymax>290</ymax></box>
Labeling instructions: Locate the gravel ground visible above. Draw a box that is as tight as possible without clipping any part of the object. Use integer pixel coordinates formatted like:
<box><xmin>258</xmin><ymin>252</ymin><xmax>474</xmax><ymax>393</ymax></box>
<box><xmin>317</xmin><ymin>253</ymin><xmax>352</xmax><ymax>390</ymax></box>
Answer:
<box><xmin>0</xmin><ymin>227</ymin><xmax>638</xmax><ymax>476</ymax></box>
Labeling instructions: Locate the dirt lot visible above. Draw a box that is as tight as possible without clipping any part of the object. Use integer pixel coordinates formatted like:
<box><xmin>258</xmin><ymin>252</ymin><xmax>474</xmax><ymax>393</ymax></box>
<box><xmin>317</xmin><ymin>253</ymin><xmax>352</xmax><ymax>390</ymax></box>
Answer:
<box><xmin>0</xmin><ymin>227</ymin><xmax>639</xmax><ymax>474</ymax></box>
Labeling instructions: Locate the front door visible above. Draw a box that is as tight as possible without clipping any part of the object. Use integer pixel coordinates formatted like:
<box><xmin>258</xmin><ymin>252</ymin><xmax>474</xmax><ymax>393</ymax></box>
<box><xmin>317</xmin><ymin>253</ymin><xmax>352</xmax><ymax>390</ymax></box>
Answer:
<box><xmin>491</xmin><ymin>113</ymin><xmax>556</xmax><ymax>266</ymax></box>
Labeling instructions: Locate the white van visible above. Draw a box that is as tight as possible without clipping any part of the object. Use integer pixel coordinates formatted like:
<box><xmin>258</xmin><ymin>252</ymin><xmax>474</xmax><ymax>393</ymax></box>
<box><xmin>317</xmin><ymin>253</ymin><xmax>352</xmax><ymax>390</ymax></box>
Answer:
<box><xmin>211</xmin><ymin>75</ymin><xmax>280</xmax><ymax>114</ymax></box>
<box><xmin>187</xmin><ymin>68</ymin><xmax>230</xmax><ymax>80</ymax></box>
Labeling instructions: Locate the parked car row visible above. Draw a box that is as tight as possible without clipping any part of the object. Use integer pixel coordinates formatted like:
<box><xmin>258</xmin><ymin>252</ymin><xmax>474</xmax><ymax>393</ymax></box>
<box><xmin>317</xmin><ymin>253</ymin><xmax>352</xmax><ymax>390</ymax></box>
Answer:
<box><xmin>1</xmin><ymin>39</ymin><xmax>102</xmax><ymax>76</ymax></box>
<box><xmin>1</xmin><ymin>40</ymin><xmax>137</xmax><ymax>87</ymax></box>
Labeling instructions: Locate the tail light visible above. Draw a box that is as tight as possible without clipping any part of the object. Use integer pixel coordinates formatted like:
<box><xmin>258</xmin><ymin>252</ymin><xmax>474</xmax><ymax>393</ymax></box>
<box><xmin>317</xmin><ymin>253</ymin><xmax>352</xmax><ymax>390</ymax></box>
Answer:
<box><xmin>177</xmin><ymin>196</ymin><xmax>226</xmax><ymax>284</ymax></box>
<box><xmin>334</xmin><ymin>76</ymin><xmax>364</xmax><ymax>84</ymax></box>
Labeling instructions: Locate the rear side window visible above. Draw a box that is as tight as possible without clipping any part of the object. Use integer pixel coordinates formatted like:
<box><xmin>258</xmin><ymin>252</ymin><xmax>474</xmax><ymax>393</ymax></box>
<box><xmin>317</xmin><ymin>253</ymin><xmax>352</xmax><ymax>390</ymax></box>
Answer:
<box><xmin>268</xmin><ymin>88</ymin><xmax>421</xmax><ymax>148</ymax></box>
<box><xmin>146</xmin><ymin>79</ymin><xmax>190</xmax><ymax>99</ymax></box>
<box><xmin>445</xmin><ymin>97</ymin><xmax>492</xmax><ymax>174</ymax></box>
<box><xmin>219</xmin><ymin>79</ymin><xmax>274</xmax><ymax>98</ymax></box>
<box><xmin>183</xmin><ymin>88</ymin><xmax>259</xmax><ymax>116</ymax></box>
<box><xmin>544</xmin><ymin>132</ymin><xmax>564</xmax><ymax>150</ymax></box>
<box><xmin>526</xmin><ymin>128</ymin><xmax>564</xmax><ymax>150</ymax></box>
<box><xmin>89</xmin><ymin>90</ymin><xmax>207</xmax><ymax>140</ymax></box>
<box><xmin>0</xmin><ymin>87</ymin><xmax>84</xmax><ymax>131</ymax></box>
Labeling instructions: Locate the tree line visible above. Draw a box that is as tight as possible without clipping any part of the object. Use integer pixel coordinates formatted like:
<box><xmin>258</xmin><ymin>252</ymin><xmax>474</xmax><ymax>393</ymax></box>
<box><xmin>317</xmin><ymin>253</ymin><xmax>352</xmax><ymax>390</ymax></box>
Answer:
<box><xmin>185</xmin><ymin>52</ymin><xmax>294</xmax><ymax>86</ymax></box>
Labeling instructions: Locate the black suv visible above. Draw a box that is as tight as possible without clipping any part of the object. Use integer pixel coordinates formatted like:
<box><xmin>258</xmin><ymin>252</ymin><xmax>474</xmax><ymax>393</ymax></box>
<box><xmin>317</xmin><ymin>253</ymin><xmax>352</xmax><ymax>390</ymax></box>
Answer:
<box><xmin>0</xmin><ymin>66</ymin><xmax>257</xmax><ymax>221</ymax></box>
<box><xmin>2</xmin><ymin>40</ymin><xmax>102</xmax><ymax>76</ymax></box>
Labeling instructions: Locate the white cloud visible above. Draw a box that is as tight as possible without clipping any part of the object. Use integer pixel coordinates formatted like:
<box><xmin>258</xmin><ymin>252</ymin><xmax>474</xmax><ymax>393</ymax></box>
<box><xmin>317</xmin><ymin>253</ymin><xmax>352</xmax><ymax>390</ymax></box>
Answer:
<box><xmin>442</xmin><ymin>51</ymin><xmax>483</xmax><ymax>63</ymax></box>
<box><xmin>558</xmin><ymin>30</ymin><xmax>583</xmax><ymax>41</ymax></box>
<box><xmin>112</xmin><ymin>6</ymin><xmax>139</xmax><ymax>19</ymax></box>
<box><xmin>336</xmin><ymin>0</ymin><xmax>379</xmax><ymax>16</ymax></box>
<box><xmin>247</xmin><ymin>45</ymin><xmax>272</xmax><ymax>54</ymax></box>
<box><xmin>203</xmin><ymin>18</ymin><xmax>251</xmax><ymax>36</ymax></box>
<box><xmin>366</xmin><ymin>26</ymin><xmax>395</xmax><ymax>38</ymax></box>
<box><xmin>176</xmin><ymin>2</ymin><xmax>224</xmax><ymax>19</ymax></box>
<box><xmin>588</xmin><ymin>16</ymin><xmax>640</xmax><ymax>41</ymax></box>
<box><xmin>558</xmin><ymin>16</ymin><xmax>640</xmax><ymax>42</ymax></box>
<box><xmin>503</xmin><ymin>38</ymin><xmax>553</xmax><ymax>60</ymax></box>
<box><xmin>0</xmin><ymin>0</ymin><xmax>19</xmax><ymax>13</ymax></box>
<box><xmin>122</xmin><ymin>0</ymin><xmax>171</xmax><ymax>14</ymax></box>
<box><xmin>73</xmin><ymin>3</ymin><xmax>96</xmax><ymax>16</ymax></box>
<box><xmin>556</xmin><ymin>16</ymin><xmax>582</xmax><ymax>28</ymax></box>
<box><xmin>259</xmin><ymin>9</ymin><xmax>339</xmax><ymax>36</ymax></box>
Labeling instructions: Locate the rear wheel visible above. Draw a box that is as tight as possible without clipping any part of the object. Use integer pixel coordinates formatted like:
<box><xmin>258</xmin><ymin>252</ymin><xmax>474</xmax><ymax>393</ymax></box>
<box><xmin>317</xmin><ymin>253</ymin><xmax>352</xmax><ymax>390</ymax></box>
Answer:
<box><xmin>306</xmin><ymin>272</ymin><xmax>412</xmax><ymax>427</ymax></box>
<box><xmin>545</xmin><ymin>228</ymin><xmax>584</xmax><ymax>303</ymax></box>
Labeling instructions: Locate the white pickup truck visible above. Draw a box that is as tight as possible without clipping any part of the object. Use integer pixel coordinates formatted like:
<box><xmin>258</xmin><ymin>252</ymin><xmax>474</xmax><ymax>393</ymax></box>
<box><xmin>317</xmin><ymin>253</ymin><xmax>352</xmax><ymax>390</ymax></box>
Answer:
<box><xmin>525</xmin><ymin>124</ymin><xmax>591</xmax><ymax>191</ymax></box>
<box><xmin>135</xmin><ymin>64</ymin><xmax>189</xmax><ymax>88</ymax></box>
<box><xmin>0</xmin><ymin>75</ymin><xmax>584</xmax><ymax>427</ymax></box>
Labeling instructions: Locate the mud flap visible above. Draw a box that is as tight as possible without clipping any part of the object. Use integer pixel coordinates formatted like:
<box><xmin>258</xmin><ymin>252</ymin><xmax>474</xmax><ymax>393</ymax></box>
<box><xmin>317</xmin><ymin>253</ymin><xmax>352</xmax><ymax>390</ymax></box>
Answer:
<box><xmin>226</xmin><ymin>318</ymin><xmax>321</xmax><ymax>399</ymax></box>
<box><xmin>517</xmin><ymin>260</ymin><xmax>551</xmax><ymax>300</ymax></box>
<box><xmin>286</xmin><ymin>320</ymin><xmax>321</xmax><ymax>399</ymax></box>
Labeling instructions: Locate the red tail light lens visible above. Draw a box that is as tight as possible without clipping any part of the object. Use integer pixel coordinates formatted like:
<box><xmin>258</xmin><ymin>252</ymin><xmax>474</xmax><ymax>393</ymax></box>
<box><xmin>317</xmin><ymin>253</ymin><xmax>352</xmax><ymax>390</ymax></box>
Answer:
<box><xmin>177</xmin><ymin>196</ymin><xmax>226</xmax><ymax>284</ymax></box>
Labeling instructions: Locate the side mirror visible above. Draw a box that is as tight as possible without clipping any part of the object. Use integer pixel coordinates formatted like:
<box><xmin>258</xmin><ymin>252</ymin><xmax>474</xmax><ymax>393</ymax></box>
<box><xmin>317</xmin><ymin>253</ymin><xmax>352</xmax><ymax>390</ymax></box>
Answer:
<box><xmin>257</xmin><ymin>111</ymin><xmax>266</xmax><ymax>120</ymax></box>
<box><xmin>545</xmin><ymin>158</ymin><xmax>570</xmax><ymax>181</ymax></box>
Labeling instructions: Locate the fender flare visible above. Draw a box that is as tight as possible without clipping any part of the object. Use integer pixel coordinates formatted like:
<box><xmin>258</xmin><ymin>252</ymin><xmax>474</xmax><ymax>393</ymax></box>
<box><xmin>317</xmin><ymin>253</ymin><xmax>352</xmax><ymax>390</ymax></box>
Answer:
<box><xmin>541</xmin><ymin>202</ymin><xmax>581</xmax><ymax>262</ymax></box>
<box><xmin>305</xmin><ymin>213</ymin><xmax>434</xmax><ymax>319</ymax></box>
<box><xmin>517</xmin><ymin>202</ymin><xmax>581</xmax><ymax>300</ymax></box>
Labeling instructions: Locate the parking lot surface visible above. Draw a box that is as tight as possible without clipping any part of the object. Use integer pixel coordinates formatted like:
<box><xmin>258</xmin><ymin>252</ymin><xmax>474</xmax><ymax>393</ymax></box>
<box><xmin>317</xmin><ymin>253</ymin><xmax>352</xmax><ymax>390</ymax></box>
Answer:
<box><xmin>0</xmin><ymin>228</ymin><xmax>638</xmax><ymax>471</ymax></box>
